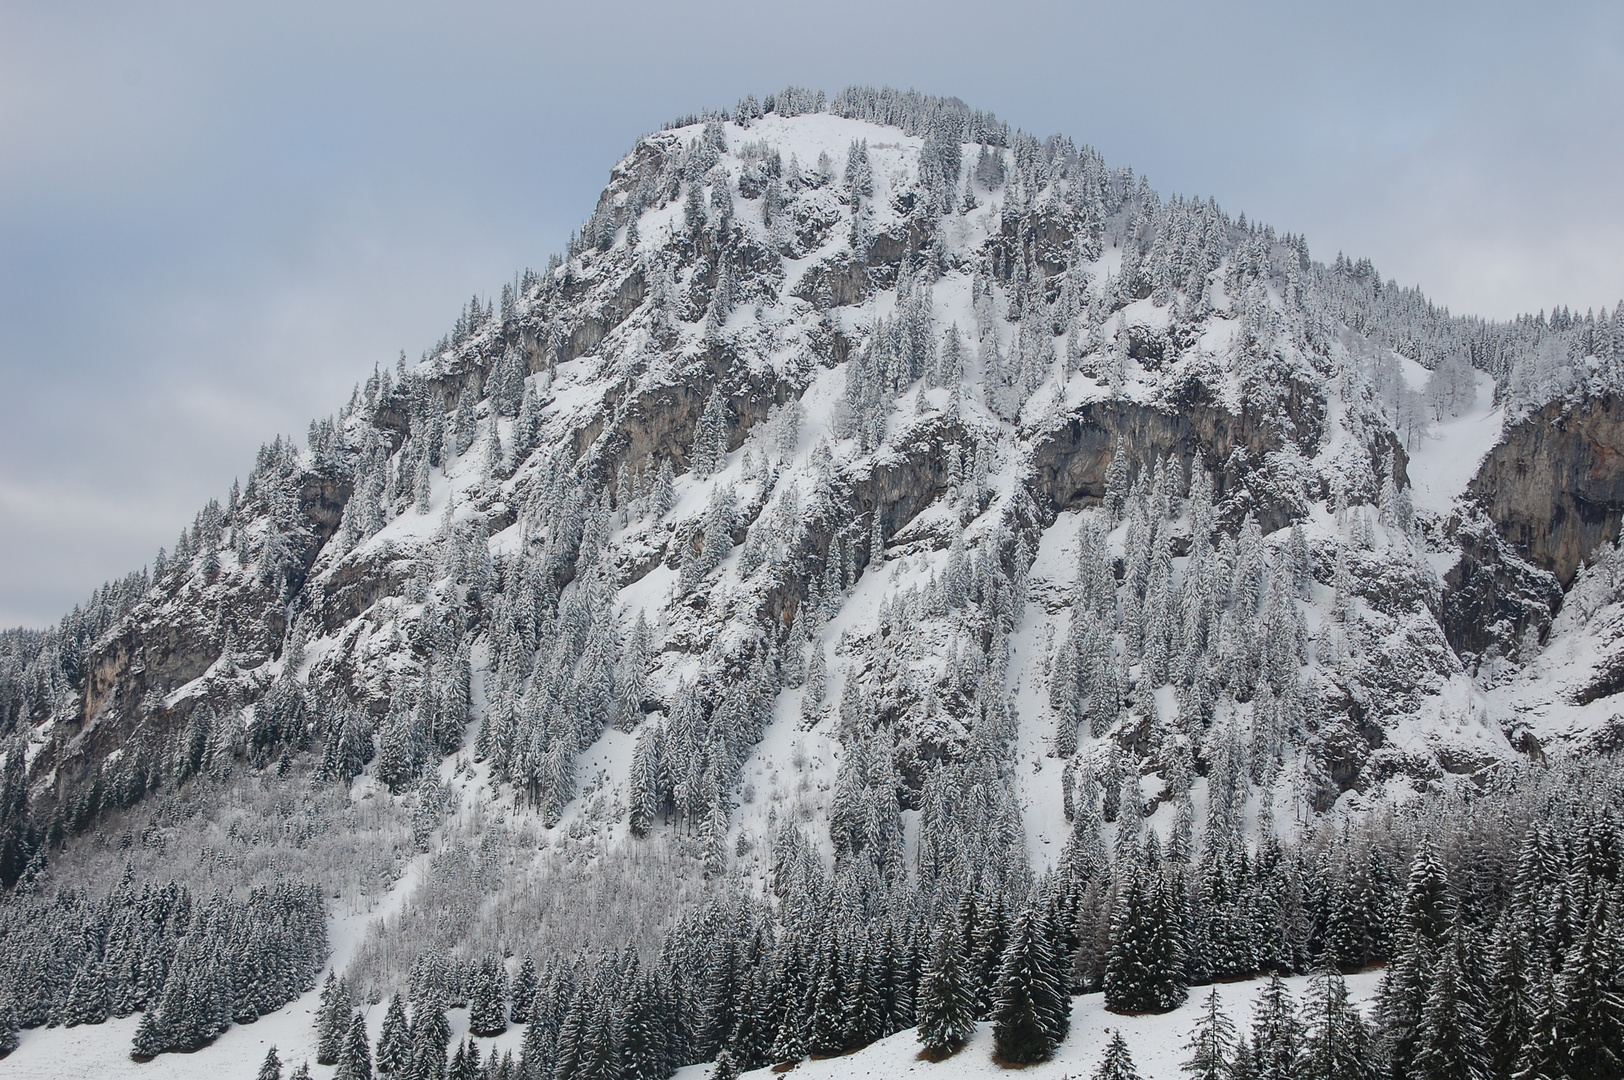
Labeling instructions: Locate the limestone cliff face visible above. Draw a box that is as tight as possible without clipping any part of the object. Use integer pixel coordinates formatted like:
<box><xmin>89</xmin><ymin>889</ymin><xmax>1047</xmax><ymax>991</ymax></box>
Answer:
<box><xmin>1470</xmin><ymin>394</ymin><xmax>1624</xmax><ymax>588</ymax></box>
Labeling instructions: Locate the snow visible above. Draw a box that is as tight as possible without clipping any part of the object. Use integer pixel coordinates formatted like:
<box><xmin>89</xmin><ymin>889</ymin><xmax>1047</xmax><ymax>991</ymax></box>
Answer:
<box><xmin>1404</xmin><ymin>368</ymin><xmax>1501</xmax><ymax>515</ymax></box>
<box><xmin>4</xmin><ymin>845</ymin><xmax>435</xmax><ymax>1080</ymax></box>
<box><xmin>672</xmin><ymin>971</ymin><xmax>1385</xmax><ymax>1080</ymax></box>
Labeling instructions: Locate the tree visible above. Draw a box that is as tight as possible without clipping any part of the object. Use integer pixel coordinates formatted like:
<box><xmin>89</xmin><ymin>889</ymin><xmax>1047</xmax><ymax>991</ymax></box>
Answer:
<box><xmin>376</xmin><ymin>995</ymin><xmax>411</xmax><ymax>1074</ymax></box>
<box><xmin>0</xmin><ymin>998</ymin><xmax>16</xmax><ymax>1060</ymax></box>
<box><xmin>1292</xmin><ymin>970</ymin><xmax>1369</xmax><ymax>1080</ymax></box>
<box><xmin>468</xmin><ymin>955</ymin><xmax>508</xmax><ymax>1037</ymax></box>
<box><xmin>1411</xmin><ymin>931</ymin><xmax>1487</xmax><ymax>1080</ymax></box>
<box><xmin>1093</xmin><ymin>1031</ymin><xmax>1144</xmax><ymax>1080</ymax></box>
<box><xmin>410</xmin><ymin>997</ymin><xmax>451</xmax><ymax>1080</ymax></box>
<box><xmin>315</xmin><ymin>972</ymin><xmax>352</xmax><ymax>1066</ymax></box>
<box><xmin>1181</xmin><ymin>989</ymin><xmax>1236</xmax><ymax>1080</ymax></box>
<box><xmin>511</xmin><ymin>957</ymin><xmax>539</xmax><ymax>1025</ymax></box>
<box><xmin>1105</xmin><ymin>866</ymin><xmax>1187</xmax><ymax>1014</ymax></box>
<box><xmin>917</xmin><ymin>922</ymin><xmax>977</xmax><ymax>1056</ymax></box>
<box><xmin>1550</xmin><ymin>898</ymin><xmax>1624</xmax><ymax>1080</ymax></box>
<box><xmin>991</xmin><ymin>905</ymin><xmax>1069</xmax><ymax>1064</ymax></box>
<box><xmin>1249</xmin><ymin>977</ymin><xmax>1301</xmax><ymax>1080</ymax></box>
<box><xmin>257</xmin><ymin>1046</ymin><xmax>284</xmax><ymax>1080</ymax></box>
<box><xmin>335</xmin><ymin>1011</ymin><xmax>373</xmax><ymax>1080</ymax></box>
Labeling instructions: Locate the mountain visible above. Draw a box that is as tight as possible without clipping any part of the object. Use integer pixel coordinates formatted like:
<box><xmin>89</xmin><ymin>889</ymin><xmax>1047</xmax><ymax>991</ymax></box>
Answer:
<box><xmin>2</xmin><ymin>86</ymin><xmax>1623</xmax><ymax>1079</ymax></box>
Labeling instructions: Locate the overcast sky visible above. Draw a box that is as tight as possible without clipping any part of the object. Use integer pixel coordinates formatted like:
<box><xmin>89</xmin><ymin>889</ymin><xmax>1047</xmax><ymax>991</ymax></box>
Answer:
<box><xmin>2</xmin><ymin>0</ymin><xmax>1621</xmax><ymax>627</ymax></box>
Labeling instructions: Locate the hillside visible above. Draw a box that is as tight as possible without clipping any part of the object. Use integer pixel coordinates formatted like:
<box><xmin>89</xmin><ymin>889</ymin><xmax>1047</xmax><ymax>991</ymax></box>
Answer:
<box><xmin>2</xmin><ymin>86</ymin><xmax>1623</xmax><ymax>1080</ymax></box>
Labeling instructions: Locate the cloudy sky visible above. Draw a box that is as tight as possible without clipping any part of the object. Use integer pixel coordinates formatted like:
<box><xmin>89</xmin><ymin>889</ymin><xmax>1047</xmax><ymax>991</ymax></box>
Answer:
<box><xmin>2</xmin><ymin>0</ymin><xmax>1621</xmax><ymax>627</ymax></box>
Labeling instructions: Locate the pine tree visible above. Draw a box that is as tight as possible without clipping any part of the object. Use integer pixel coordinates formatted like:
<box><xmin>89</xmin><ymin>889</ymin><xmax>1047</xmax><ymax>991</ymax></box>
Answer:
<box><xmin>1299</xmin><ymin>970</ymin><xmax>1373</xmax><ymax>1080</ymax></box>
<box><xmin>712</xmin><ymin>1048</ymin><xmax>740</xmax><ymax>1080</ymax></box>
<box><xmin>1411</xmin><ymin>930</ymin><xmax>1487</xmax><ymax>1080</ymax></box>
<box><xmin>990</xmin><ymin>905</ymin><xmax>1069</xmax><ymax>1064</ymax></box>
<box><xmin>289</xmin><ymin>1065</ymin><xmax>313</xmax><ymax>1080</ymax></box>
<box><xmin>335</xmin><ymin>1011</ymin><xmax>373</xmax><ymax>1080</ymax></box>
<box><xmin>257</xmin><ymin>1046</ymin><xmax>284</xmax><ymax>1080</ymax></box>
<box><xmin>917</xmin><ymin>922</ymin><xmax>977</xmax><ymax>1056</ymax></box>
<box><xmin>468</xmin><ymin>955</ymin><xmax>508</xmax><ymax>1037</ymax></box>
<box><xmin>316</xmin><ymin>972</ymin><xmax>352</xmax><ymax>1066</ymax></box>
<box><xmin>1181</xmin><ymin>989</ymin><xmax>1236</xmax><ymax>1080</ymax></box>
<box><xmin>1093</xmin><ymin>1031</ymin><xmax>1145</xmax><ymax>1080</ymax></box>
<box><xmin>377</xmin><ymin>995</ymin><xmax>411</xmax><ymax>1074</ymax></box>
<box><xmin>1249</xmin><ymin>977</ymin><xmax>1301</xmax><ymax>1080</ymax></box>
<box><xmin>510</xmin><ymin>957</ymin><xmax>538</xmax><ymax>1026</ymax></box>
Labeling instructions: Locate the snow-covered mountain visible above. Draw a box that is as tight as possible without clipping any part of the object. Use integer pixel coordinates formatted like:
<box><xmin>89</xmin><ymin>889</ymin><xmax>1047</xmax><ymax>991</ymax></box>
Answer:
<box><xmin>3</xmin><ymin>86</ymin><xmax>1624</xmax><ymax>1079</ymax></box>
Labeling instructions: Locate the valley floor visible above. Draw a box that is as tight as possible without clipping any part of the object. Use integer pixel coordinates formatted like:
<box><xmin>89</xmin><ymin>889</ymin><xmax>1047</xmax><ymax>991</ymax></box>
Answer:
<box><xmin>2</xmin><ymin>968</ymin><xmax>1382</xmax><ymax>1080</ymax></box>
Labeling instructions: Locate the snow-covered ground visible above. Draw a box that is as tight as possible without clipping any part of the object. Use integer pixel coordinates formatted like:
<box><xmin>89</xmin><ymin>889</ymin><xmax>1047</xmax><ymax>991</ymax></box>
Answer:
<box><xmin>675</xmin><ymin>971</ymin><xmax>1385</xmax><ymax>1080</ymax></box>
<box><xmin>1</xmin><ymin>969</ymin><xmax>1382</xmax><ymax>1080</ymax></box>
<box><xmin>1403</xmin><ymin>368</ymin><xmax>1502</xmax><ymax>515</ymax></box>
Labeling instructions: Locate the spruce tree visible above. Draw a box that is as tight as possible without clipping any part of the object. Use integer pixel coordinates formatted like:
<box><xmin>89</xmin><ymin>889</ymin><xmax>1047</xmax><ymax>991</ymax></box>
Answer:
<box><xmin>1181</xmin><ymin>989</ymin><xmax>1236</xmax><ymax>1080</ymax></box>
<box><xmin>316</xmin><ymin>972</ymin><xmax>352</xmax><ymax>1066</ymax></box>
<box><xmin>1093</xmin><ymin>1031</ymin><xmax>1145</xmax><ymax>1080</ymax></box>
<box><xmin>1411</xmin><ymin>930</ymin><xmax>1487</xmax><ymax>1080</ymax></box>
<box><xmin>620</xmin><ymin>973</ymin><xmax>665</xmax><ymax>1080</ymax></box>
<box><xmin>1298</xmin><ymin>970</ymin><xmax>1372</xmax><ymax>1080</ymax></box>
<box><xmin>916</xmin><ymin>922</ymin><xmax>977</xmax><ymax>1056</ymax></box>
<box><xmin>257</xmin><ymin>1046</ymin><xmax>284</xmax><ymax>1080</ymax></box>
<box><xmin>1249</xmin><ymin>976</ymin><xmax>1302</xmax><ymax>1080</ymax></box>
<box><xmin>335</xmin><ymin>1011</ymin><xmax>373</xmax><ymax>1080</ymax></box>
<box><xmin>990</xmin><ymin>905</ymin><xmax>1069</xmax><ymax>1064</ymax></box>
<box><xmin>376</xmin><ymin>995</ymin><xmax>411</xmax><ymax>1074</ymax></box>
<box><xmin>1105</xmin><ymin>865</ymin><xmax>1186</xmax><ymax>1014</ymax></box>
<box><xmin>510</xmin><ymin>957</ymin><xmax>538</xmax><ymax>1025</ymax></box>
<box><xmin>447</xmin><ymin>1041</ymin><xmax>473</xmax><ymax>1080</ymax></box>
<box><xmin>0</xmin><ymin>998</ymin><xmax>16</xmax><ymax>1060</ymax></box>
<box><xmin>1551</xmin><ymin>897</ymin><xmax>1624</xmax><ymax>1080</ymax></box>
<box><xmin>468</xmin><ymin>955</ymin><xmax>508</xmax><ymax>1037</ymax></box>
<box><xmin>410</xmin><ymin>996</ymin><xmax>451</xmax><ymax>1080</ymax></box>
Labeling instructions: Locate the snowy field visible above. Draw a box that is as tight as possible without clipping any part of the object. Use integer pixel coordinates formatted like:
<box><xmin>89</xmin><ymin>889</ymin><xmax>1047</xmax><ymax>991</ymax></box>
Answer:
<box><xmin>1</xmin><ymin>969</ymin><xmax>1381</xmax><ymax>1080</ymax></box>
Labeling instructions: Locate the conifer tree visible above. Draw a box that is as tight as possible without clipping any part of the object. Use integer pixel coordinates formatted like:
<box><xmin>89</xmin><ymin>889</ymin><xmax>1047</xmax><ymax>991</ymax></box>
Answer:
<box><xmin>1093</xmin><ymin>1031</ymin><xmax>1145</xmax><ymax>1080</ymax></box>
<box><xmin>510</xmin><ymin>957</ymin><xmax>538</xmax><ymax>1026</ymax></box>
<box><xmin>990</xmin><ymin>905</ymin><xmax>1069</xmax><ymax>1064</ymax></box>
<box><xmin>377</xmin><ymin>995</ymin><xmax>411</xmax><ymax>1074</ymax></box>
<box><xmin>468</xmin><ymin>955</ymin><xmax>508</xmax><ymax>1037</ymax></box>
<box><xmin>257</xmin><ymin>1046</ymin><xmax>284</xmax><ymax>1080</ymax></box>
<box><xmin>1410</xmin><ymin>930</ymin><xmax>1487</xmax><ymax>1080</ymax></box>
<box><xmin>0</xmin><ymin>998</ymin><xmax>18</xmax><ymax>1059</ymax></box>
<box><xmin>410</xmin><ymin>996</ymin><xmax>451</xmax><ymax>1080</ymax></box>
<box><xmin>1298</xmin><ymin>970</ymin><xmax>1372</xmax><ymax>1080</ymax></box>
<box><xmin>1181</xmin><ymin>989</ymin><xmax>1236</xmax><ymax>1080</ymax></box>
<box><xmin>917</xmin><ymin>922</ymin><xmax>977</xmax><ymax>1056</ymax></box>
<box><xmin>316</xmin><ymin>972</ymin><xmax>352</xmax><ymax>1066</ymax></box>
<box><xmin>335</xmin><ymin>1011</ymin><xmax>373</xmax><ymax>1080</ymax></box>
<box><xmin>1550</xmin><ymin>897</ymin><xmax>1624</xmax><ymax>1080</ymax></box>
<box><xmin>1249</xmin><ymin>976</ymin><xmax>1302</xmax><ymax>1080</ymax></box>
<box><xmin>1105</xmin><ymin>866</ymin><xmax>1187</xmax><ymax>1014</ymax></box>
